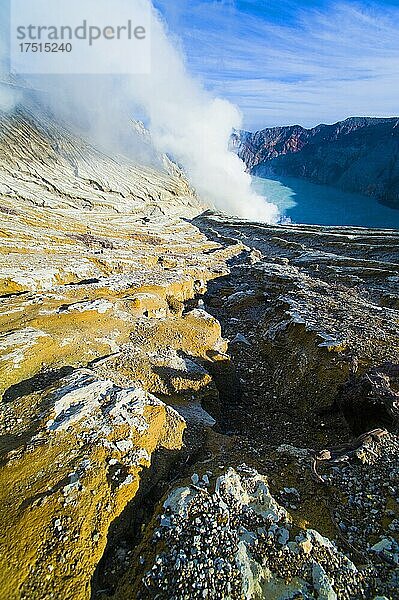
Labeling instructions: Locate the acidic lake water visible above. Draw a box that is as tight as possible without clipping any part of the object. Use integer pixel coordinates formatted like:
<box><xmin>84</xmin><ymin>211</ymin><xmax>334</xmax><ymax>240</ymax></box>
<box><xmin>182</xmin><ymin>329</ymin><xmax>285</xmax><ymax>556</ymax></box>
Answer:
<box><xmin>252</xmin><ymin>175</ymin><xmax>399</xmax><ymax>229</ymax></box>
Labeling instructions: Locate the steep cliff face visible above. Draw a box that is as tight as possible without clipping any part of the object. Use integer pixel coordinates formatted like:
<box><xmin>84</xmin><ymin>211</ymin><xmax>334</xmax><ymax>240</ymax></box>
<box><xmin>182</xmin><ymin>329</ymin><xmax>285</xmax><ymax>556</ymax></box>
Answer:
<box><xmin>231</xmin><ymin>117</ymin><xmax>399</xmax><ymax>208</ymax></box>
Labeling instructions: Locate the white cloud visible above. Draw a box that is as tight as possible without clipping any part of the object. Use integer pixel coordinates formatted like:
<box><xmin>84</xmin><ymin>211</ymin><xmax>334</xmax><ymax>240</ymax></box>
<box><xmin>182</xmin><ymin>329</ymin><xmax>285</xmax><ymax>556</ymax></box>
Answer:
<box><xmin>172</xmin><ymin>1</ymin><xmax>399</xmax><ymax>129</ymax></box>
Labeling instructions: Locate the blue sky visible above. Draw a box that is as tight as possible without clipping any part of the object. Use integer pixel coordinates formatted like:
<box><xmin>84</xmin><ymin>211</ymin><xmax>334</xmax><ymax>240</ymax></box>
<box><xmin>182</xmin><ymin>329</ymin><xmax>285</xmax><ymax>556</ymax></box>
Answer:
<box><xmin>154</xmin><ymin>0</ymin><xmax>399</xmax><ymax>131</ymax></box>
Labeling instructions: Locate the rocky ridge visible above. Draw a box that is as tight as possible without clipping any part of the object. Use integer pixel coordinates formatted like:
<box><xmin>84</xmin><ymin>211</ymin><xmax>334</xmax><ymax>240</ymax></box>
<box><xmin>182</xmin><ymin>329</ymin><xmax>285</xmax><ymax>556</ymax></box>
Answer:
<box><xmin>1</xmin><ymin>110</ymin><xmax>399</xmax><ymax>599</ymax></box>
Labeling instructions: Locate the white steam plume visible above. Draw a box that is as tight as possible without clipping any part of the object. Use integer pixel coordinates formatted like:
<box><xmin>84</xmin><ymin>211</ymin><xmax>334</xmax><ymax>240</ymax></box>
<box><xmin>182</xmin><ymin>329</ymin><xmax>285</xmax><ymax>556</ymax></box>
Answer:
<box><xmin>126</xmin><ymin>2</ymin><xmax>278</xmax><ymax>222</ymax></box>
<box><xmin>0</xmin><ymin>34</ymin><xmax>21</xmax><ymax>111</ymax></box>
<box><xmin>1</xmin><ymin>0</ymin><xmax>278</xmax><ymax>223</ymax></box>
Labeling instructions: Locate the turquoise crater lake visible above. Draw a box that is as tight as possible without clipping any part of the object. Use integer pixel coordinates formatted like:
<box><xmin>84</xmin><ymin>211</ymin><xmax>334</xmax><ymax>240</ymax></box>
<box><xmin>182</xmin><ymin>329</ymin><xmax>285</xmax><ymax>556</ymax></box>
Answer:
<box><xmin>252</xmin><ymin>175</ymin><xmax>399</xmax><ymax>229</ymax></box>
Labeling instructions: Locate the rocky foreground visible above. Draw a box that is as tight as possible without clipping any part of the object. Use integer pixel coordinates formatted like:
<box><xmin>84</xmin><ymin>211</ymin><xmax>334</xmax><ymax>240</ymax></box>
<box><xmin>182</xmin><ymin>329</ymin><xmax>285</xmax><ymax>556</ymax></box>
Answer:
<box><xmin>1</xmin><ymin>110</ymin><xmax>399</xmax><ymax>599</ymax></box>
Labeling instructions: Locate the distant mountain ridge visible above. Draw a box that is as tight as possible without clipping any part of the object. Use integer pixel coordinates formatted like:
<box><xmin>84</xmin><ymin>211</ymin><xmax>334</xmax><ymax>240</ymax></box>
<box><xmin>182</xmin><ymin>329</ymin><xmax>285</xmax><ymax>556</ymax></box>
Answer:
<box><xmin>231</xmin><ymin>117</ymin><xmax>399</xmax><ymax>209</ymax></box>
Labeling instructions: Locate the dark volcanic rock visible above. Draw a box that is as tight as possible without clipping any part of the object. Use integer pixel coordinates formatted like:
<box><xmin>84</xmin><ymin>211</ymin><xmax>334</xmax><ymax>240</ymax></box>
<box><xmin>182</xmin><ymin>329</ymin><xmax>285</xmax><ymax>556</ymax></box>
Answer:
<box><xmin>231</xmin><ymin>117</ymin><xmax>399</xmax><ymax>209</ymax></box>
